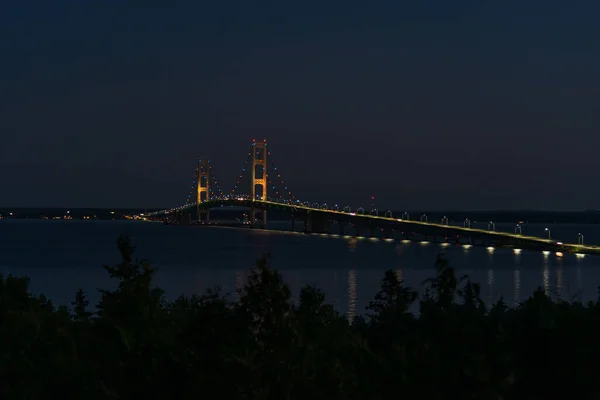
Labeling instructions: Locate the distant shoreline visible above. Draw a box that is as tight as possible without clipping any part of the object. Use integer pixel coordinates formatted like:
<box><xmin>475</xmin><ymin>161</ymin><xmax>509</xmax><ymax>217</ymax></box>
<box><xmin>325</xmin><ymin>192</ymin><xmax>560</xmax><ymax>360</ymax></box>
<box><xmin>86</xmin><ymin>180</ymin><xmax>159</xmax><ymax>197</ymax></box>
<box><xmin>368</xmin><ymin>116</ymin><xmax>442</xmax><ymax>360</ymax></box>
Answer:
<box><xmin>2</xmin><ymin>207</ymin><xmax>600</xmax><ymax>224</ymax></box>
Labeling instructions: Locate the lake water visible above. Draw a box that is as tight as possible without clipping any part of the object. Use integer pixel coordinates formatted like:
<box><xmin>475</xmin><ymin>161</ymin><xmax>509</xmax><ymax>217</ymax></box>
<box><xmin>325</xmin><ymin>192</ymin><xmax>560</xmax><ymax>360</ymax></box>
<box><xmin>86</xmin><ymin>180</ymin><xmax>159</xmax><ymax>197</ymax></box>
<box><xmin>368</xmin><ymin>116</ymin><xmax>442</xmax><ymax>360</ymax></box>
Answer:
<box><xmin>1</xmin><ymin>220</ymin><xmax>599</xmax><ymax>319</ymax></box>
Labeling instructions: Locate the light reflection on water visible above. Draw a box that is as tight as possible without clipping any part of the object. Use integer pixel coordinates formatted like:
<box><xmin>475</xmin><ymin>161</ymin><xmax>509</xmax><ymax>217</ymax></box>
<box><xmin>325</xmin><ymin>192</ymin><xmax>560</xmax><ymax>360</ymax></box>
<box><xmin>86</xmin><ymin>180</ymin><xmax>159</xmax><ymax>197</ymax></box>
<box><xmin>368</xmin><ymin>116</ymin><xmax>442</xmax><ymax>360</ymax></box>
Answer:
<box><xmin>347</xmin><ymin>270</ymin><xmax>357</xmax><ymax>323</ymax></box>
<box><xmin>557</xmin><ymin>263</ymin><xmax>563</xmax><ymax>299</ymax></box>
<box><xmin>487</xmin><ymin>268</ymin><xmax>494</xmax><ymax>303</ymax></box>
<box><xmin>347</xmin><ymin>238</ymin><xmax>358</xmax><ymax>252</ymax></box>
<box><xmin>514</xmin><ymin>269</ymin><xmax>520</xmax><ymax>305</ymax></box>
<box><xmin>2</xmin><ymin>220</ymin><xmax>600</xmax><ymax>315</ymax></box>
<box><xmin>543</xmin><ymin>256</ymin><xmax>550</xmax><ymax>295</ymax></box>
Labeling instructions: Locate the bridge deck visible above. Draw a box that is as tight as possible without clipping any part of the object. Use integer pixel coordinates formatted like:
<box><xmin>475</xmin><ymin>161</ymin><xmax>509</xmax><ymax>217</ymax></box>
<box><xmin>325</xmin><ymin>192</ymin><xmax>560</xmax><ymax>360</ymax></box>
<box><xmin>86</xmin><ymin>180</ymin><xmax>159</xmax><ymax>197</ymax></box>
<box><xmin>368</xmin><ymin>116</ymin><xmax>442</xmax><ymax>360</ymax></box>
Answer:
<box><xmin>150</xmin><ymin>199</ymin><xmax>600</xmax><ymax>256</ymax></box>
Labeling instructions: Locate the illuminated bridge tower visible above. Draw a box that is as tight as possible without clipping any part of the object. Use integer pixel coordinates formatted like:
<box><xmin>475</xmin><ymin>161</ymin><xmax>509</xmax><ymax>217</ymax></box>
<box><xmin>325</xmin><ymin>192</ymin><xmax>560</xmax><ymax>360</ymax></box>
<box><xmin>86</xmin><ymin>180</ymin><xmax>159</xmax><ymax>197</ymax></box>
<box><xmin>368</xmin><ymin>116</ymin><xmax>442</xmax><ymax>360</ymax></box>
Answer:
<box><xmin>196</xmin><ymin>159</ymin><xmax>210</xmax><ymax>222</ymax></box>
<box><xmin>251</xmin><ymin>140</ymin><xmax>268</xmax><ymax>227</ymax></box>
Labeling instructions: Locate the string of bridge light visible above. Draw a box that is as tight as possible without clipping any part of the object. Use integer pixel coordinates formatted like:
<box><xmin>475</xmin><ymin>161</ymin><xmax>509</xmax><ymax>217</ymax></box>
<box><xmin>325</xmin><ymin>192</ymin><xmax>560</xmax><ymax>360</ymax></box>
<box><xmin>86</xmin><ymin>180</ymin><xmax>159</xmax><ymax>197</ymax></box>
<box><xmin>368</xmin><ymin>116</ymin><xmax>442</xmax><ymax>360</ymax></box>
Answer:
<box><xmin>230</xmin><ymin>150</ymin><xmax>252</xmax><ymax>197</ymax></box>
<box><xmin>208</xmin><ymin>163</ymin><xmax>224</xmax><ymax>198</ymax></box>
<box><xmin>186</xmin><ymin>160</ymin><xmax>219</xmax><ymax>204</ymax></box>
<box><xmin>267</xmin><ymin>149</ymin><xmax>296</xmax><ymax>202</ymax></box>
<box><xmin>210</xmin><ymin>174</ymin><xmax>224</xmax><ymax>198</ymax></box>
<box><xmin>267</xmin><ymin>170</ymin><xmax>281</xmax><ymax>199</ymax></box>
<box><xmin>257</xmin><ymin>161</ymin><xmax>279</xmax><ymax>200</ymax></box>
<box><xmin>250</xmin><ymin>140</ymin><xmax>280</xmax><ymax>200</ymax></box>
<box><xmin>183</xmin><ymin>142</ymin><xmax>296</xmax><ymax>204</ymax></box>
<box><xmin>185</xmin><ymin>166</ymin><xmax>199</xmax><ymax>205</ymax></box>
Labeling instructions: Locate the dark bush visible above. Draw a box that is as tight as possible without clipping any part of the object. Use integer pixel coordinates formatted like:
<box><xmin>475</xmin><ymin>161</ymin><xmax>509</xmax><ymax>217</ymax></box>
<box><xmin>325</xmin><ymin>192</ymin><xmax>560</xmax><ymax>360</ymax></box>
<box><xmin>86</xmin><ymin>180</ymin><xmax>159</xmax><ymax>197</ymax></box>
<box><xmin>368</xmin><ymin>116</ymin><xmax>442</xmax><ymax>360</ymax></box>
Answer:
<box><xmin>0</xmin><ymin>235</ymin><xmax>598</xmax><ymax>399</ymax></box>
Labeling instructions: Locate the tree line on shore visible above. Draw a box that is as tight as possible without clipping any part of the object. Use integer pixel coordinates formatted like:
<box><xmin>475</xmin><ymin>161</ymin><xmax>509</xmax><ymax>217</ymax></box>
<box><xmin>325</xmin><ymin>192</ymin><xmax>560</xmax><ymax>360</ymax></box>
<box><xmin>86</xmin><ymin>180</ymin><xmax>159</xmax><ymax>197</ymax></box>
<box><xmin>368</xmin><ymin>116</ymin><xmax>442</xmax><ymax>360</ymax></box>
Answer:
<box><xmin>1</xmin><ymin>235</ymin><xmax>599</xmax><ymax>399</ymax></box>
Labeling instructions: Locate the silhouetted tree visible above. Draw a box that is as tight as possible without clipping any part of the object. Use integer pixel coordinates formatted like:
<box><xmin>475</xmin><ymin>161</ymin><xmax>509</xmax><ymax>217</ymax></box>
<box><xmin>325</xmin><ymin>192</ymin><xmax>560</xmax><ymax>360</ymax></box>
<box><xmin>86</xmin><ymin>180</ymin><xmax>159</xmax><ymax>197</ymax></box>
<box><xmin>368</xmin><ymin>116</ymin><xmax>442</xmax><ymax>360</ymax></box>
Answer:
<box><xmin>4</xmin><ymin>237</ymin><xmax>600</xmax><ymax>398</ymax></box>
<box><xmin>71</xmin><ymin>288</ymin><xmax>92</xmax><ymax>321</ymax></box>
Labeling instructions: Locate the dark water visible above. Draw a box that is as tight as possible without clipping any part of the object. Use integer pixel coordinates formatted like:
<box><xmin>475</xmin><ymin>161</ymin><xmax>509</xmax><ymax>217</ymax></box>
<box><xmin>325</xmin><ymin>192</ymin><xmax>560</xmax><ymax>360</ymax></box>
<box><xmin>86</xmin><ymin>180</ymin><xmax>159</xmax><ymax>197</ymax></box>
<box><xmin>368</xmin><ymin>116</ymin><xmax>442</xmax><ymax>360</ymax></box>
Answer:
<box><xmin>0</xmin><ymin>220</ymin><xmax>599</xmax><ymax>318</ymax></box>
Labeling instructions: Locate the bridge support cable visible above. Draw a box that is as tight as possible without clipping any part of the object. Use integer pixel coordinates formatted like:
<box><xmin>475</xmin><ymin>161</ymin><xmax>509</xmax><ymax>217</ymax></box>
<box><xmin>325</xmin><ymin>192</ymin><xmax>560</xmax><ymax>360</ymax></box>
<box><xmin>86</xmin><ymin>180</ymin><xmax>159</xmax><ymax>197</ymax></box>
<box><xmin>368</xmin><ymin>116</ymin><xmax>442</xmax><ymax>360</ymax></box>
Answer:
<box><xmin>266</xmin><ymin>146</ymin><xmax>297</xmax><ymax>204</ymax></box>
<box><xmin>208</xmin><ymin>162</ymin><xmax>224</xmax><ymax>199</ymax></box>
<box><xmin>264</xmin><ymin>146</ymin><xmax>284</xmax><ymax>201</ymax></box>
<box><xmin>184</xmin><ymin>165</ymin><xmax>199</xmax><ymax>206</ymax></box>
<box><xmin>267</xmin><ymin>174</ymin><xmax>282</xmax><ymax>200</ymax></box>
<box><xmin>229</xmin><ymin>150</ymin><xmax>252</xmax><ymax>198</ymax></box>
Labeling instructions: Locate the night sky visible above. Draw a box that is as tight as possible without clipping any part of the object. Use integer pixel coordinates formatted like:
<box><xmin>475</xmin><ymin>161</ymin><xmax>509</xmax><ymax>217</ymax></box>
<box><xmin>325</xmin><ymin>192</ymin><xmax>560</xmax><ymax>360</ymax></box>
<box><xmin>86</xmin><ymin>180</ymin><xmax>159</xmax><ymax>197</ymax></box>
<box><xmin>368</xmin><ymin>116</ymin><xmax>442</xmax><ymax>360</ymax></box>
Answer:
<box><xmin>1</xmin><ymin>1</ymin><xmax>599</xmax><ymax>210</ymax></box>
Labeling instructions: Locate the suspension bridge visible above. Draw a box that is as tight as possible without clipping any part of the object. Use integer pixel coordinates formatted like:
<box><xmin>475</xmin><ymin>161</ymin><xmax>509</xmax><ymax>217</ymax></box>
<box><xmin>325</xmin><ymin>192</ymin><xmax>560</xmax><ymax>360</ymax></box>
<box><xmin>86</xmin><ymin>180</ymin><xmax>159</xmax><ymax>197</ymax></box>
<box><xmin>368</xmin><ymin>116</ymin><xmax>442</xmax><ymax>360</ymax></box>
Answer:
<box><xmin>141</xmin><ymin>139</ymin><xmax>600</xmax><ymax>256</ymax></box>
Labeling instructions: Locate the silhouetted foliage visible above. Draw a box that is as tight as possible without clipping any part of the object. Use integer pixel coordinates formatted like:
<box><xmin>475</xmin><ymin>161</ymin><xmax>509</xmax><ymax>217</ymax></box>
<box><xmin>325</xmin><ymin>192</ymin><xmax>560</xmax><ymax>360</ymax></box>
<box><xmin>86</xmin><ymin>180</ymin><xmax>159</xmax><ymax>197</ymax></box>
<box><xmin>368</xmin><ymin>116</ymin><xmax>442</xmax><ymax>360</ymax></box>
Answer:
<box><xmin>2</xmin><ymin>235</ymin><xmax>600</xmax><ymax>398</ymax></box>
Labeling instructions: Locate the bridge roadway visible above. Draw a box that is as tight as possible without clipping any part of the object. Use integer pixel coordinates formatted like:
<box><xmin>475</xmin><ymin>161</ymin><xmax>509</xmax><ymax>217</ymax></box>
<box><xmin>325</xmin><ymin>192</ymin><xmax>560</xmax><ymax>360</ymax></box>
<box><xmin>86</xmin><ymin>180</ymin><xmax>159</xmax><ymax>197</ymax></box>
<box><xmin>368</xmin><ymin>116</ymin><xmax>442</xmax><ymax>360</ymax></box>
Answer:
<box><xmin>161</xmin><ymin>199</ymin><xmax>600</xmax><ymax>256</ymax></box>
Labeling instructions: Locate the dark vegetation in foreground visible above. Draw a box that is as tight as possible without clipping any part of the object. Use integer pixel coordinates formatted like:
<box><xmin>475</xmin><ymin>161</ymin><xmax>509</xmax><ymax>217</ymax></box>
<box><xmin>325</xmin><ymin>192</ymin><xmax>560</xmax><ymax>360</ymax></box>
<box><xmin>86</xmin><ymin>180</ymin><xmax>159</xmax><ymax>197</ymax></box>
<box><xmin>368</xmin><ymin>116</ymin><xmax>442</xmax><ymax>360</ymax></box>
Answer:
<box><xmin>1</xmin><ymin>236</ymin><xmax>599</xmax><ymax>399</ymax></box>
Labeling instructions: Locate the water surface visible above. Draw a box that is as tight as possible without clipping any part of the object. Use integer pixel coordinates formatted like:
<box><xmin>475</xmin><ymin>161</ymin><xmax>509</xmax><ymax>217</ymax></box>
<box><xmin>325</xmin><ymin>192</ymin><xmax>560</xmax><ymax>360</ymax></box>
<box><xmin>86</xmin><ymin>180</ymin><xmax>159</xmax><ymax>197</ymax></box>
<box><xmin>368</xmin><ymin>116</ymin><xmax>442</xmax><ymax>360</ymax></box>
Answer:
<box><xmin>0</xmin><ymin>220</ymin><xmax>598</xmax><ymax>317</ymax></box>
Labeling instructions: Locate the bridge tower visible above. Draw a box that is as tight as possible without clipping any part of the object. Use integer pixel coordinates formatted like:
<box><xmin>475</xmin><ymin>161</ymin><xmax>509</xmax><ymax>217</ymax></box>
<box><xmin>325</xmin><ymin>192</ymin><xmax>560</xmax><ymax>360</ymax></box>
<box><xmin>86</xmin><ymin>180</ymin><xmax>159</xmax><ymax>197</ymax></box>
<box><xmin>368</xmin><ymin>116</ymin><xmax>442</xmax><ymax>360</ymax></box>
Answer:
<box><xmin>251</xmin><ymin>140</ymin><xmax>268</xmax><ymax>227</ymax></box>
<box><xmin>196</xmin><ymin>159</ymin><xmax>210</xmax><ymax>222</ymax></box>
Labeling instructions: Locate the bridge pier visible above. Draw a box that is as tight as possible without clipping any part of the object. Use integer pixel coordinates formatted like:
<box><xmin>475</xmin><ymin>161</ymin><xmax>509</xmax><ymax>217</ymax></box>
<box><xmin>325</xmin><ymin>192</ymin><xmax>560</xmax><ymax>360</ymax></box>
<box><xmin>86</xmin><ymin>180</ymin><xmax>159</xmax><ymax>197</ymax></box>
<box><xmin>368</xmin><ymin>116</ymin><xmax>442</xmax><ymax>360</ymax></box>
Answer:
<box><xmin>175</xmin><ymin>210</ymin><xmax>189</xmax><ymax>224</ymax></box>
<box><xmin>367</xmin><ymin>222</ymin><xmax>377</xmax><ymax>238</ymax></box>
<box><xmin>251</xmin><ymin>209</ymin><xmax>267</xmax><ymax>229</ymax></box>
<box><xmin>306</xmin><ymin>211</ymin><xmax>329</xmax><ymax>234</ymax></box>
<box><xmin>197</xmin><ymin>209</ymin><xmax>210</xmax><ymax>224</ymax></box>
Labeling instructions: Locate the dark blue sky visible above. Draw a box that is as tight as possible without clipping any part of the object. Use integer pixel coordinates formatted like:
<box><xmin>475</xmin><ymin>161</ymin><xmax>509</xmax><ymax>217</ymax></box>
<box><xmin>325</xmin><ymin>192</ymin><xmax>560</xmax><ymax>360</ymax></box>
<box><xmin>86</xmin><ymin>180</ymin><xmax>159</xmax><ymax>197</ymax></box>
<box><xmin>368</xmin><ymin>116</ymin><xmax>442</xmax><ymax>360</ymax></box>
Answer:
<box><xmin>1</xmin><ymin>0</ymin><xmax>598</xmax><ymax>210</ymax></box>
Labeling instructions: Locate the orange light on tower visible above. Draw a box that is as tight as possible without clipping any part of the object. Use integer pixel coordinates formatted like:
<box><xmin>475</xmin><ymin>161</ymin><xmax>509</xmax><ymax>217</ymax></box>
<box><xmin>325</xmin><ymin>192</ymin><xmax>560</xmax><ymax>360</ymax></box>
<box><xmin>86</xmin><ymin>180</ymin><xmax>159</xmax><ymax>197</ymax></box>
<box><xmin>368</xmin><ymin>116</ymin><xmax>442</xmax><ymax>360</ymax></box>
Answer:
<box><xmin>251</xmin><ymin>139</ymin><xmax>268</xmax><ymax>226</ymax></box>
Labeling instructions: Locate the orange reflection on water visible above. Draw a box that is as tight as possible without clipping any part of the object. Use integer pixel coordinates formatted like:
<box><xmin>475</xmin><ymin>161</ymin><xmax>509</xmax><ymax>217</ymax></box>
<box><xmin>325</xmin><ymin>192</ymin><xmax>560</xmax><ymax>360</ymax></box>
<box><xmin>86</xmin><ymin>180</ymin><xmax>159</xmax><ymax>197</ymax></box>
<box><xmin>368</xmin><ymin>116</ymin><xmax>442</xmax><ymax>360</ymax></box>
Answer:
<box><xmin>347</xmin><ymin>237</ymin><xmax>358</xmax><ymax>252</ymax></box>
